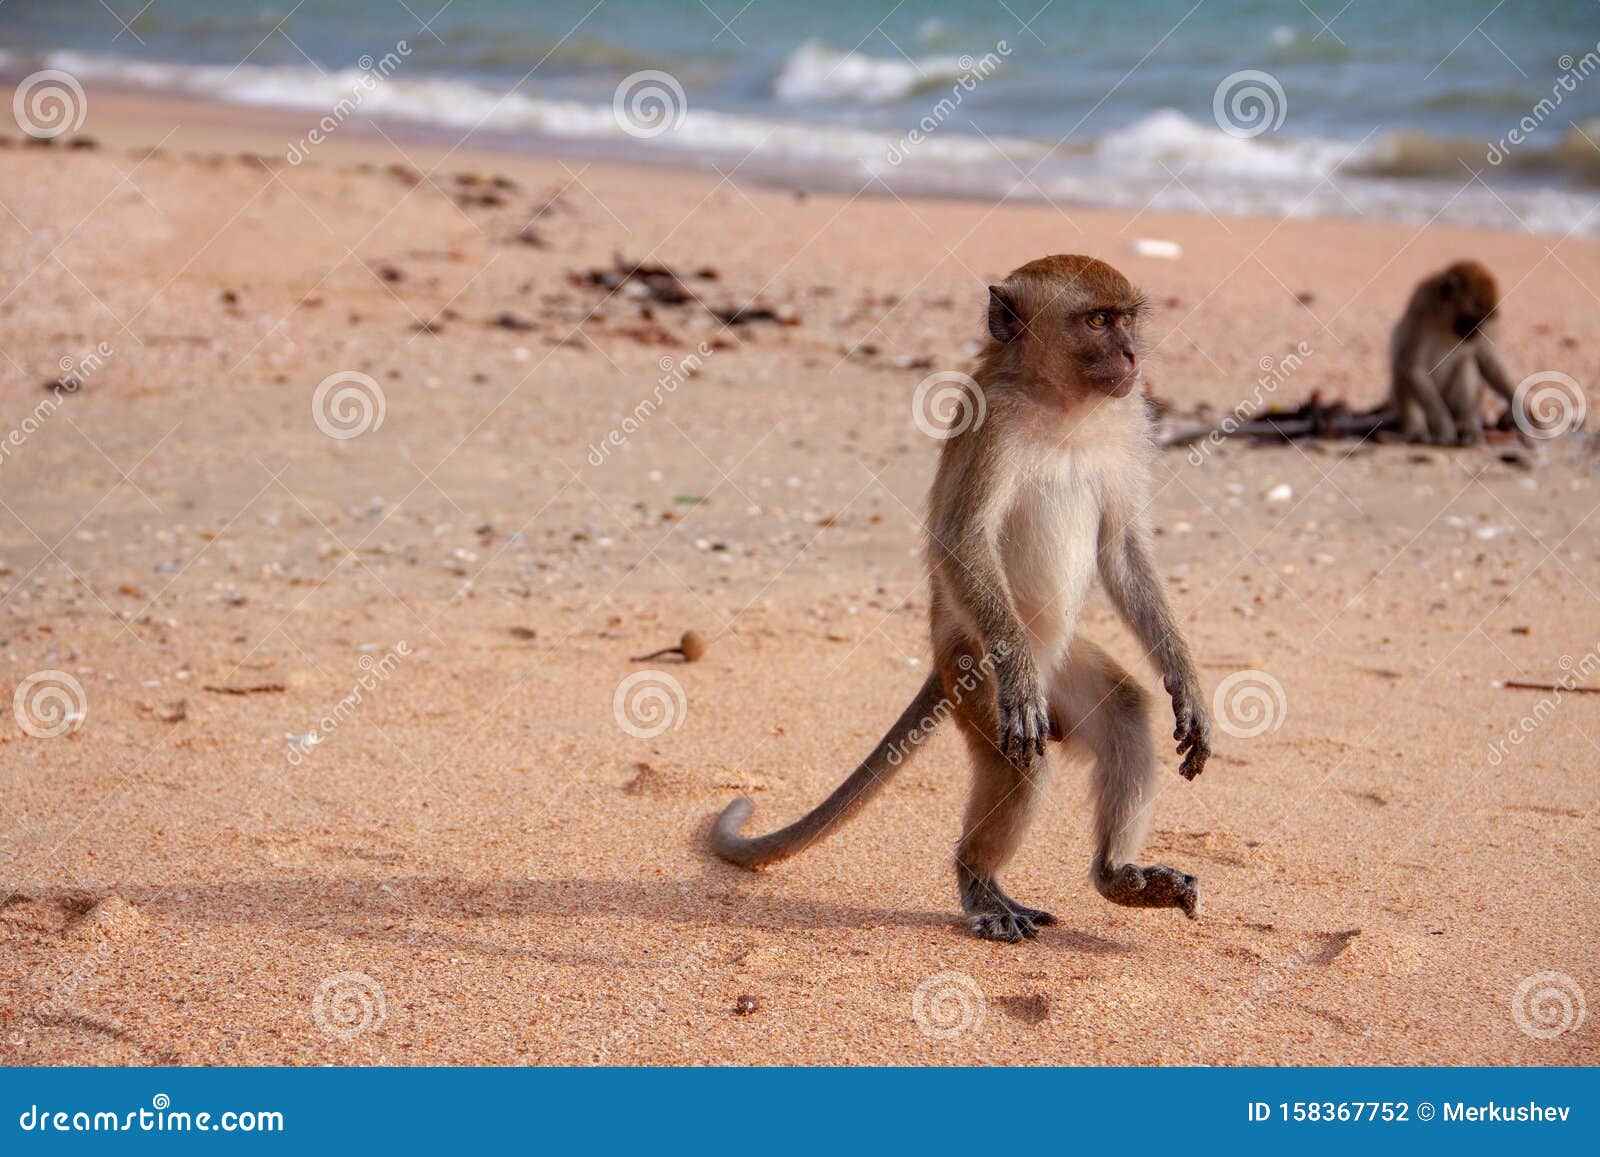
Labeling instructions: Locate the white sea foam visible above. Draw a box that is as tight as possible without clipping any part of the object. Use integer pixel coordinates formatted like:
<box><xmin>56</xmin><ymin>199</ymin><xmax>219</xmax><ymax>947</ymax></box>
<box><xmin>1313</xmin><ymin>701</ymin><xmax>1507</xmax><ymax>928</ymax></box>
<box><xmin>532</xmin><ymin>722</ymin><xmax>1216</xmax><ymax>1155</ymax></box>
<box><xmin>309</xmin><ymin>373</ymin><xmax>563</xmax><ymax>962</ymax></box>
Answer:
<box><xmin>24</xmin><ymin>49</ymin><xmax>1599</xmax><ymax>236</ymax></box>
<box><xmin>773</xmin><ymin>41</ymin><xmax>968</xmax><ymax>105</ymax></box>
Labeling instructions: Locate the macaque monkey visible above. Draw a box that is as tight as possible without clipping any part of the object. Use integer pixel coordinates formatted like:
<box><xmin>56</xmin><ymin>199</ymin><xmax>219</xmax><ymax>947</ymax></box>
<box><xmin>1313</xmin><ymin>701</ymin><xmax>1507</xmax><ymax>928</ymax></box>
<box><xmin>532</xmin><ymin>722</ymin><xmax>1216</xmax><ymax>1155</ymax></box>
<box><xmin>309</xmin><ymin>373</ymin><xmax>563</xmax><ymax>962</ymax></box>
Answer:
<box><xmin>712</xmin><ymin>256</ymin><xmax>1211</xmax><ymax>942</ymax></box>
<box><xmin>1389</xmin><ymin>260</ymin><xmax>1518</xmax><ymax>445</ymax></box>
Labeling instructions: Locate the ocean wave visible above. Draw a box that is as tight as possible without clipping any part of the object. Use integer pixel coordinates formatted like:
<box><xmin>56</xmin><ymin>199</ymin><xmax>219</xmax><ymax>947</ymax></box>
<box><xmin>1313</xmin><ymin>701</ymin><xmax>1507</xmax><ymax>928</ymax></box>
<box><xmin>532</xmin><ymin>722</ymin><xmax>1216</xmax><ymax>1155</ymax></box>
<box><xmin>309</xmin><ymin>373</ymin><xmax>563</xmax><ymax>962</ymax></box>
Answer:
<box><xmin>772</xmin><ymin>41</ymin><xmax>969</xmax><ymax>105</ymax></box>
<box><xmin>12</xmin><ymin>50</ymin><xmax>1596</xmax><ymax>235</ymax></box>
<box><xmin>1093</xmin><ymin>109</ymin><xmax>1348</xmax><ymax>181</ymax></box>
<box><xmin>1268</xmin><ymin>25</ymin><xmax>1352</xmax><ymax>62</ymax></box>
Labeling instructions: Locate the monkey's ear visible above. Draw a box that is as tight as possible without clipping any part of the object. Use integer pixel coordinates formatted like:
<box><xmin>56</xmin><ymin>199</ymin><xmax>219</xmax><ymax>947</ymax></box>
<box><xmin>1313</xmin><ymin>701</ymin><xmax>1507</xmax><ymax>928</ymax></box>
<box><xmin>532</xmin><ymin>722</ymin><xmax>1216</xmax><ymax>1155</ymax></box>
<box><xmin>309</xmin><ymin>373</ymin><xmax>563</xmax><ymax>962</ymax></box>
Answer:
<box><xmin>987</xmin><ymin>285</ymin><xmax>1023</xmax><ymax>344</ymax></box>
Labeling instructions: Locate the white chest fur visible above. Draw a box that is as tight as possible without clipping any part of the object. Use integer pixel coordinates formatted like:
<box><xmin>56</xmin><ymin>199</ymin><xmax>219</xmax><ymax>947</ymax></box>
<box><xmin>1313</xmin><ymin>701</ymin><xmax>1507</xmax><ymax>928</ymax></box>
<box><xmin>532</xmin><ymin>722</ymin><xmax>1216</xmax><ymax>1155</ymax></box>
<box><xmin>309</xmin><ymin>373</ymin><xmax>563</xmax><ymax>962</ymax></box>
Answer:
<box><xmin>999</xmin><ymin>447</ymin><xmax>1105</xmax><ymax>669</ymax></box>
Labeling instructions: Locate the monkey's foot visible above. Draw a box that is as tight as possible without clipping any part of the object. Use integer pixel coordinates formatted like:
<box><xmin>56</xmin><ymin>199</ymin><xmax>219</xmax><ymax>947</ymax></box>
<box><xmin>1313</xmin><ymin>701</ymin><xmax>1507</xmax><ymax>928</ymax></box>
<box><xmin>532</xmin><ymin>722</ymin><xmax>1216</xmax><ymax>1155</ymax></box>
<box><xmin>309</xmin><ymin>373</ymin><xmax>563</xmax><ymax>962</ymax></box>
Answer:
<box><xmin>1094</xmin><ymin>863</ymin><xmax>1200</xmax><ymax>919</ymax></box>
<box><xmin>959</xmin><ymin>873</ymin><xmax>1057</xmax><ymax>942</ymax></box>
<box><xmin>968</xmin><ymin>908</ymin><xmax>1050</xmax><ymax>943</ymax></box>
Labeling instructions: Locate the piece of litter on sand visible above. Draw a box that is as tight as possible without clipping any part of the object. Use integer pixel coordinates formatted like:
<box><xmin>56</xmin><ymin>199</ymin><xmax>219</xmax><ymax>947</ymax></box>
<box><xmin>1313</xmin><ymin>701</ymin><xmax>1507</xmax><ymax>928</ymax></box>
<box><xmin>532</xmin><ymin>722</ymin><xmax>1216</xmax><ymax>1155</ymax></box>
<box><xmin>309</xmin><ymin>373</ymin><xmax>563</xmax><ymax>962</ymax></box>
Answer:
<box><xmin>203</xmin><ymin>682</ymin><xmax>286</xmax><ymax>695</ymax></box>
<box><xmin>632</xmin><ymin>629</ymin><xmax>708</xmax><ymax>663</ymax></box>
<box><xmin>1495</xmin><ymin>679</ymin><xmax>1600</xmax><ymax>695</ymax></box>
<box><xmin>1130</xmin><ymin>238</ymin><xmax>1182</xmax><ymax>260</ymax></box>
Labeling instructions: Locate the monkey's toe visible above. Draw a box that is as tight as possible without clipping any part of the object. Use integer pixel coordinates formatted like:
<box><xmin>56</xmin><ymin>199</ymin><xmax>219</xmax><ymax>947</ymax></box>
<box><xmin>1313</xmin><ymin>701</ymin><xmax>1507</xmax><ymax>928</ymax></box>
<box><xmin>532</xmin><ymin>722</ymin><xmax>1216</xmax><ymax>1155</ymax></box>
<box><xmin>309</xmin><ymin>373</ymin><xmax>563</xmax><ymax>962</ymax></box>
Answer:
<box><xmin>1009</xmin><ymin>904</ymin><xmax>1058</xmax><ymax>926</ymax></box>
<box><xmin>968</xmin><ymin>910</ymin><xmax>1041</xmax><ymax>943</ymax></box>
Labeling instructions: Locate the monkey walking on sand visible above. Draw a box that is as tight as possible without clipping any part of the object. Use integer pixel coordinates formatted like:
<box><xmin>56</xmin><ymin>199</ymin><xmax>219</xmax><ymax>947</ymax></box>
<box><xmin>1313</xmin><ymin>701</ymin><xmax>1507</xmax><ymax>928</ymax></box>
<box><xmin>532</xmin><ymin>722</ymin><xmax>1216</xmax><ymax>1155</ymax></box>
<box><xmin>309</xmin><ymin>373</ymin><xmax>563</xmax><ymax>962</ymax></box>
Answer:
<box><xmin>1388</xmin><ymin>259</ymin><xmax>1519</xmax><ymax>446</ymax></box>
<box><xmin>712</xmin><ymin>255</ymin><xmax>1212</xmax><ymax>943</ymax></box>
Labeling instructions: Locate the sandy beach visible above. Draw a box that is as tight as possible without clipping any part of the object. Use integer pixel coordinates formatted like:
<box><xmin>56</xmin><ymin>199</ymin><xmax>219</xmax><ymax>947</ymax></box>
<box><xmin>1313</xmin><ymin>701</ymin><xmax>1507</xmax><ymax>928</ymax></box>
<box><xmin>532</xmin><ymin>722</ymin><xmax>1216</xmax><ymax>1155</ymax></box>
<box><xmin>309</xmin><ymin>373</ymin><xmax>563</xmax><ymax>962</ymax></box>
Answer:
<box><xmin>1</xmin><ymin>88</ymin><xmax>1596</xmax><ymax>1066</ymax></box>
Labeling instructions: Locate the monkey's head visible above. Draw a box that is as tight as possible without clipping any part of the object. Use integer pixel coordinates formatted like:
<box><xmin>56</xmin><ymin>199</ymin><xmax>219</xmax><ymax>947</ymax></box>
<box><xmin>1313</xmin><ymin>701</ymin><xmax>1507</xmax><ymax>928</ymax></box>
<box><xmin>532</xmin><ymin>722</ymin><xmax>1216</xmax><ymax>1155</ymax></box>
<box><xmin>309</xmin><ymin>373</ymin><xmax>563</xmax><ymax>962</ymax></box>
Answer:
<box><xmin>985</xmin><ymin>255</ymin><xmax>1148</xmax><ymax>400</ymax></box>
<box><xmin>1434</xmin><ymin>260</ymin><xmax>1500</xmax><ymax>338</ymax></box>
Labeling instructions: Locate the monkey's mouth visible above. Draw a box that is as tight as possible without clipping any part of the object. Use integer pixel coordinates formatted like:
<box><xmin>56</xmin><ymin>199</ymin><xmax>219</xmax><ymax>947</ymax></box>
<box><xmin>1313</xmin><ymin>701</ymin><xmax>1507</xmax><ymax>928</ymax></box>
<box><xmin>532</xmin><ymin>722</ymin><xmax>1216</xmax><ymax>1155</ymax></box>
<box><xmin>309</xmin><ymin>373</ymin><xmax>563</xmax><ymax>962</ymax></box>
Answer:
<box><xmin>1104</xmin><ymin>370</ymin><xmax>1142</xmax><ymax>398</ymax></box>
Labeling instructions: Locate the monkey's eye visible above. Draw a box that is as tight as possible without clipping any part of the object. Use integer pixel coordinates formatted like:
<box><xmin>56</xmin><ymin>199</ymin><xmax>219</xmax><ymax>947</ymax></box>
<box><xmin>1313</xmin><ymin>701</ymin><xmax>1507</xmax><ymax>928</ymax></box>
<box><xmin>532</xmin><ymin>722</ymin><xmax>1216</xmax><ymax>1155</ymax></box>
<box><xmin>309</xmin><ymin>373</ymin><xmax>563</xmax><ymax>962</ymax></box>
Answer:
<box><xmin>1086</xmin><ymin>311</ymin><xmax>1111</xmax><ymax>330</ymax></box>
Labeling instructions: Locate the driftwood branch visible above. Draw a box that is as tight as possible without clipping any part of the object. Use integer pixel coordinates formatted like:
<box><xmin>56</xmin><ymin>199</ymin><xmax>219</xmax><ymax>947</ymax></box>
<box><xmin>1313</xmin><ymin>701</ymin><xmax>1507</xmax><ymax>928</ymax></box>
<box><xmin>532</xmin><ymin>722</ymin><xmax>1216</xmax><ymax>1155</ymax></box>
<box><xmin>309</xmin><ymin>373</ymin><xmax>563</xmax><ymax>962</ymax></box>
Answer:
<box><xmin>1155</xmin><ymin>395</ymin><xmax>1395</xmax><ymax>448</ymax></box>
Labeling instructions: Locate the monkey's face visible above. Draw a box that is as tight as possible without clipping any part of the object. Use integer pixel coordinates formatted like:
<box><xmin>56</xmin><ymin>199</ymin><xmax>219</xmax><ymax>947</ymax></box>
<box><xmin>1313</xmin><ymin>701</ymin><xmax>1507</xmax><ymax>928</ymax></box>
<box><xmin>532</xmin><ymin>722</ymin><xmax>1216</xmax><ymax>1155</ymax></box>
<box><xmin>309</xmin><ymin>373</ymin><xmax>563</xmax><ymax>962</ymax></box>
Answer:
<box><xmin>987</xmin><ymin>256</ymin><xmax>1148</xmax><ymax>402</ymax></box>
<box><xmin>1062</xmin><ymin>305</ymin><xmax>1144</xmax><ymax>396</ymax></box>
<box><xmin>1437</xmin><ymin>261</ymin><xmax>1499</xmax><ymax>338</ymax></box>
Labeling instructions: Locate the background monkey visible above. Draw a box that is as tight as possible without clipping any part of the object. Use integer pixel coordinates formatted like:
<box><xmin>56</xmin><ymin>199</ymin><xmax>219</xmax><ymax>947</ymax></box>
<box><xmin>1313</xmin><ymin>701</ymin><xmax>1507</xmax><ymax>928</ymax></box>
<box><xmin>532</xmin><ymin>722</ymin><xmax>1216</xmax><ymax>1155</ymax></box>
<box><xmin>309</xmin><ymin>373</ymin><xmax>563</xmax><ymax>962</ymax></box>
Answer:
<box><xmin>1389</xmin><ymin>259</ymin><xmax>1518</xmax><ymax>445</ymax></box>
<box><xmin>713</xmin><ymin>255</ymin><xmax>1211</xmax><ymax>943</ymax></box>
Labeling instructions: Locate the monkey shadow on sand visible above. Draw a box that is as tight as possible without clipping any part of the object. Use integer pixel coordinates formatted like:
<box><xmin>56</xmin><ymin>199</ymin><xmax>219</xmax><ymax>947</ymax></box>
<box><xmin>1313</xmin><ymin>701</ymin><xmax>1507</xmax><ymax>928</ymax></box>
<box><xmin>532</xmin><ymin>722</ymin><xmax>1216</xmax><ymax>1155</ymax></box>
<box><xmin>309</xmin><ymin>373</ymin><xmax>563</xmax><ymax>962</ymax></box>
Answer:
<box><xmin>27</xmin><ymin>873</ymin><xmax>1131</xmax><ymax>961</ymax></box>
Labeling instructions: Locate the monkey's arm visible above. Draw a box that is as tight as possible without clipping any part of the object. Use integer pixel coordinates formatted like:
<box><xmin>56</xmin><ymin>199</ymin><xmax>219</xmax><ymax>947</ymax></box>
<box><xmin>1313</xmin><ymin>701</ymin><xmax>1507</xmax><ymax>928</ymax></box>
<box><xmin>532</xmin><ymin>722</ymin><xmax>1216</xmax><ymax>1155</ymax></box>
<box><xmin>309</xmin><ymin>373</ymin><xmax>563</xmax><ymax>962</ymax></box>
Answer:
<box><xmin>1395</xmin><ymin>358</ymin><xmax>1458</xmax><ymax>444</ymax></box>
<box><xmin>1097</xmin><ymin>506</ymin><xmax>1211</xmax><ymax>779</ymax></box>
<box><xmin>1475</xmin><ymin>339</ymin><xmax>1518</xmax><ymax>406</ymax></box>
<box><xmin>929</xmin><ymin>445</ymin><xmax>1049</xmax><ymax>767</ymax></box>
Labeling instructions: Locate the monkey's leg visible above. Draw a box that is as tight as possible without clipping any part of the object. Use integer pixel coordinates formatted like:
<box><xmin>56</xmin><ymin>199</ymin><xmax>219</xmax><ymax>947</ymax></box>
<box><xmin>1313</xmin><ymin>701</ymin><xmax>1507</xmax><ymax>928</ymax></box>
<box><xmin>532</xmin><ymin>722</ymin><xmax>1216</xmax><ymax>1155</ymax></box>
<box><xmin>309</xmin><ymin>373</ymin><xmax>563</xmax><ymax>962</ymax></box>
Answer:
<box><xmin>952</xmin><ymin>713</ymin><xmax>1057</xmax><ymax>943</ymax></box>
<box><xmin>1445</xmin><ymin>361</ymin><xmax>1484</xmax><ymax>445</ymax></box>
<box><xmin>1399</xmin><ymin>397</ymin><xmax>1432</xmax><ymax>444</ymax></box>
<box><xmin>1051</xmin><ymin>639</ymin><xmax>1200</xmax><ymax>919</ymax></box>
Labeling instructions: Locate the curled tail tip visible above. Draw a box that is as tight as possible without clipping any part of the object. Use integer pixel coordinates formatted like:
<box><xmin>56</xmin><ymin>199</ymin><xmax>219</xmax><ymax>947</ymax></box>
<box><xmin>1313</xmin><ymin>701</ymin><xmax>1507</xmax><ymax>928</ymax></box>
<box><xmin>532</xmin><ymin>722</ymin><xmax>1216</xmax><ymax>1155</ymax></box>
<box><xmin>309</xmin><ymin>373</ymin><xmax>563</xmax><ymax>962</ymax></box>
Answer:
<box><xmin>711</xmin><ymin>796</ymin><xmax>761</xmax><ymax>868</ymax></box>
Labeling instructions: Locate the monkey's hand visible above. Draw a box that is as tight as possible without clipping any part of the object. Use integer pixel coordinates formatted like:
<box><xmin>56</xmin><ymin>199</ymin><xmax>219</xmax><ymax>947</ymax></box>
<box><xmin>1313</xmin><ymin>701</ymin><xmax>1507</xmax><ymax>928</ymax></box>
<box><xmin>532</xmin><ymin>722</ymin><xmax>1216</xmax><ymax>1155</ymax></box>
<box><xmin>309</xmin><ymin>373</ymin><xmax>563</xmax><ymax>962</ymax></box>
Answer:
<box><xmin>996</xmin><ymin>658</ymin><xmax>1051</xmax><ymax>769</ymax></box>
<box><xmin>1167</xmin><ymin>676</ymin><xmax>1211</xmax><ymax>780</ymax></box>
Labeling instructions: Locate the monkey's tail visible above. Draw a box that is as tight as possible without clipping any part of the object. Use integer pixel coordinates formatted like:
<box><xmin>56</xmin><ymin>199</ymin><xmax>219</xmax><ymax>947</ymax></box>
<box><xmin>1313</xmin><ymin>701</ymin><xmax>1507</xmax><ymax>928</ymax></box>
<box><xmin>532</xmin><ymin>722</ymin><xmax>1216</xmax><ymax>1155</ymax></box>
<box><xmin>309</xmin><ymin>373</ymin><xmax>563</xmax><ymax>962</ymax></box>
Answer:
<box><xmin>711</xmin><ymin>672</ymin><xmax>946</xmax><ymax>869</ymax></box>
